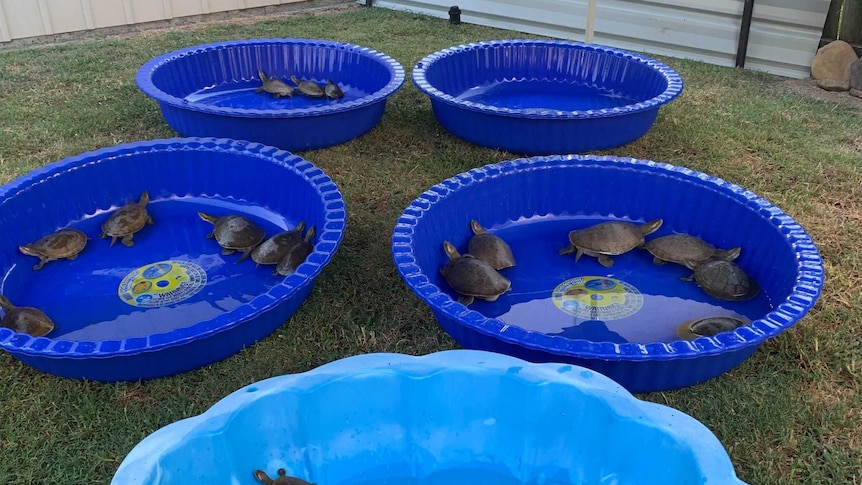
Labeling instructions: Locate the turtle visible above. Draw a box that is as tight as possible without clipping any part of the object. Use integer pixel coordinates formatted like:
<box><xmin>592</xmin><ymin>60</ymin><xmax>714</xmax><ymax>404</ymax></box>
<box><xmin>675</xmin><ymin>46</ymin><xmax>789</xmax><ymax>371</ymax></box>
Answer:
<box><xmin>198</xmin><ymin>212</ymin><xmax>266</xmax><ymax>263</ymax></box>
<box><xmin>683</xmin><ymin>259</ymin><xmax>760</xmax><ymax>301</ymax></box>
<box><xmin>251</xmin><ymin>221</ymin><xmax>307</xmax><ymax>268</ymax></box>
<box><xmin>467</xmin><ymin>219</ymin><xmax>516</xmax><ymax>270</ymax></box>
<box><xmin>643</xmin><ymin>233</ymin><xmax>741</xmax><ymax>266</ymax></box>
<box><xmin>256</xmin><ymin>69</ymin><xmax>297</xmax><ymax>98</ymax></box>
<box><xmin>559</xmin><ymin>218</ymin><xmax>663</xmax><ymax>268</ymax></box>
<box><xmin>274</xmin><ymin>225</ymin><xmax>316</xmax><ymax>276</ymax></box>
<box><xmin>439</xmin><ymin>240</ymin><xmax>511</xmax><ymax>306</ymax></box>
<box><xmin>0</xmin><ymin>295</ymin><xmax>55</xmax><ymax>337</ymax></box>
<box><xmin>253</xmin><ymin>468</ymin><xmax>315</xmax><ymax>485</ymax></box>
<box><xmin>100</xmin><ymin>191</ymin><xmax>154</xmax><ymax>247</ymax></box>
<box><xmin>290</xmin><ymin>75</ymin><xmax>326</xmax><ymax>98</ymax></box>
<box><xmin>676</xmin><ymin>316</ymin><xmax>749</xmax><ymax>340</ymax></box>
<box><xmin>324</xmin><ymin>79</ymin><xmax>344</xmax><ymax>99</ymax></box>
<box><xmin>19</xmin><ymin>228</ymin><xmax>88</xmax><ymax>270</ymax></box>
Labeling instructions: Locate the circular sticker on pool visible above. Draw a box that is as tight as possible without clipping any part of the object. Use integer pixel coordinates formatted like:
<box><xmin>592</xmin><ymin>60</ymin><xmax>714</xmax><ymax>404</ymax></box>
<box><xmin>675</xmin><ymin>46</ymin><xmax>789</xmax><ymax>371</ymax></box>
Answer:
<box><xmin>118</xmin><ymin>260</ymin><xmax>207</xmax><ymax>307</ymax></box>
<box><xmin>552</xmin><ymin>276</ymin><xmax>643</xmax><ymax>321</ymax></box>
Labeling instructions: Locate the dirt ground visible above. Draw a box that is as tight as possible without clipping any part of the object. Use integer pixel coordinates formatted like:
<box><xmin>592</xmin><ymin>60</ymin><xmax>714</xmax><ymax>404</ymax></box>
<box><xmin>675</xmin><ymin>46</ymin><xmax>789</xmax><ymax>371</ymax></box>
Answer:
<box><xmin>778</xmin><ymin>76</ymin><xmax>862</xmax><ymax>110</ymax></box>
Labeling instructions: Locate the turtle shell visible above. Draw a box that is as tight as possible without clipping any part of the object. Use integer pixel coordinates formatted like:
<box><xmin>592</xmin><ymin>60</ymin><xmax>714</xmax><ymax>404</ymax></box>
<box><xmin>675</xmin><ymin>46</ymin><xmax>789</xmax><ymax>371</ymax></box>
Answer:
<box><xmin>210</xmin><ymin>215</ymin><xmax>266</xmax><ymax>250</ymax></box>
<box><xmin>468</xmin><ymin>220</ymin><xmax>515</xmax><ymax>270</ymax></box>
<box><xmin>291</xmin><ymin>75</ymin><xmax>325</xmax><ymax>97</ymax></box>
<box><xmin>0</xmin><ymin>295</ymin><xmax>54</xmax><ymax>337</ymax></box>
<box><xmin>691</xmin><ymin>259</ymin><xmax>760</xmax><ymax>301</ymax></box>
<box><xmin>440</xmin><ymin>254</ymin><xmax>511</xmax><ymax>299</ymax></box>
<box><xmin>251</xmin><ymin>221</ymin><xmax>306</xmax><ymax>266</ymax></box>
<box><xmin>257</xmin><ymin>70</ymin><xmax>296</xmax><ymax>98</ymax></box>
<box><xmin>274</xmin><ymin>226</ymin><xmax>316</xmax><ymax>276</ymax></box>
<box><xmin>100</xmin><ymin>192</ymin><xmax>153</xmax><ymax>246</ymax></box>
<box><xmin>19</xmin><ymin>228</ymin><xmax>87</xmax><ymax>270</ymax></box>
<box><xmin>645</xmin><ymin>234</ymin><xmax>740</xmax><ymax>266</ymax></box>
<box><xmin>567</xmin><ymin>220</ymin><xmax>661</xmax><ymax>256</ymax></box>
<box><xmin>676</xmin><ymin>316</ymin><xmax>748</xmax><ymax>340</ymax></box>
<box><xmin>324</xmin><ymin>79</ymin><xmax>344</xmax><ymax>99</ymax></box>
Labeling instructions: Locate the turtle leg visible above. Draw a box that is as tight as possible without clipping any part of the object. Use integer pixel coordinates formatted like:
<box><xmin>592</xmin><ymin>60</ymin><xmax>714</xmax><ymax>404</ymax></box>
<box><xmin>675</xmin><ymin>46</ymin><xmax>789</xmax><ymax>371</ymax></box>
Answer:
<box><xmin>147</xmin><ymin>215</ymin><xmax>154</xmax><ymax>225</ymax></box>
<box><xmin>457</xmin><ymin>295</ymin><xmax>474</xmax><ymax>306</ymax></box>
<box><xmin>110</xmin><ymin>236</ymin><xmax>118</xmax><ymax>247</ymax></box>
<box><xmin>559</xmin><ymin>244</ymin><xmax>575</xmax><ymax>256</ymax></box>
<box><xmin>235</xmin><ymin>249</ymin><xmax>252</xmax><ymax>263</ymax></box>
<box><xmin>33</xmin><ymin>259</ymin><xmax>46</xmax><ymax>270</ymax></box>
<box><xmin>483</xmin><ymin>294</ymin><xmax>500</xmax><ymax>302</ymax></box>
<box><xmin>597</xmin><ymin>255</ymin><xmax>614</xmax><ymax>267</ymax></box>
<box><xmin>99</xmin><ymin>232</ymin><xmax>107</xmax><ymax>239</ymax></box>
<box><xmin>652</xmin><ymin>256</ymin><xmax>667</xmax><ymax>265</ymax></box>
<box><xmin>574</xmin><ymin>248</ymin><xmax>584</xmax><ymax>262</ymax></box>
<box><xmin>680</xmin><ymin>273</ymin><xmax>695</xmax><ymax>282</ymax></box>
<box><xmin>222</xmin><ymin>248</ymin><xmax>236</xmax><ymax>255</ymax></box>
<box><xmin>68</xmin><ymin>254</ymin><xmax>78</xmax><ymax>260</ymax></box>
<box><xmin>206</xmin><ymin>232</ymin><xmax>215</xmax><ymax>239</ymax></box>
<box><xmin>122</xmin><ymin>235</ymin><xmax>135</xmax><ymax>247</ymax></box>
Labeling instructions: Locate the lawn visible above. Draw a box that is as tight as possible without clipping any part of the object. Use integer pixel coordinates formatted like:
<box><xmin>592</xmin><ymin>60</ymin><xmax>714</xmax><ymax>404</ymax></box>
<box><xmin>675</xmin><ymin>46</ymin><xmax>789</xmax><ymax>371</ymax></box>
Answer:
<box><xmin>0</xmin><ymin>5</ymin><xmax>860</xmax><ymax>484</ymax></box>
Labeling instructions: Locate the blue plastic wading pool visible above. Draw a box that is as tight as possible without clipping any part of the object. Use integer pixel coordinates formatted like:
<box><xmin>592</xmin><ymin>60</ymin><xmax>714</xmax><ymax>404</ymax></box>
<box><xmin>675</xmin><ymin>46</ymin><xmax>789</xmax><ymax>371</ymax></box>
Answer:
<box><xmin>412</xmin><ymin>39</ymin><xmax>683</xmax><ymax>155</ymax></box>
<box><xmin>136</xmin><ymin>39</ymin><xmax>405</xmax><ymax>152</ymax></box>
<box><xmin>0</xmin><ymin>138</ymin><xmax>346</xmax><ymax>382</ymax></box>
<box><xmin>112</xmin><ymin>350</ymin><xmax>747</xmax><ymax>484</ymax></box>
<box><xmin>392</xmin><ymin>155</ymin><xmax>823</xmax><ymax>393</ymax></box>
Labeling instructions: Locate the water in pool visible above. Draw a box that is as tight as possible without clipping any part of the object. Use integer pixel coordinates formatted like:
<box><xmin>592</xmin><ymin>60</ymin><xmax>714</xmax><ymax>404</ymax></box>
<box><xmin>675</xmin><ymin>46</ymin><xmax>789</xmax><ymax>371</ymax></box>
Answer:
<box><xmin>185</xmin><ymin>79</ymin><xmax>370</xmax><ymax>110</ymax></box>
<box><xmin>1</xmin><ymin>197</ymin><xmax>302</xmax><ymax>341</ymax></box>
<box><xmin>452</xmin><ymin>217</ymin><xmax>772</xmax><ymax>344</ymax></box>
<box><xmin>347</xmin><ymin>468</ymin><xmax>575</xmax><ymax>485</ymax></box>
<box><xmin>456</xmin><ymin>80</ymin><xmax>639</xmax><ymax>111</ymax></box>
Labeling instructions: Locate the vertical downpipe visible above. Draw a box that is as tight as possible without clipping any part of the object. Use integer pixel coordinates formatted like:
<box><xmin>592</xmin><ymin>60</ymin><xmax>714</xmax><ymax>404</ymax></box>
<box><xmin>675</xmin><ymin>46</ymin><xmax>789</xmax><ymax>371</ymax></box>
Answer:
<box><xmin>735</xmin><ymin>0</ymin><xmax>755</xmax><ymax>68</ymax></box>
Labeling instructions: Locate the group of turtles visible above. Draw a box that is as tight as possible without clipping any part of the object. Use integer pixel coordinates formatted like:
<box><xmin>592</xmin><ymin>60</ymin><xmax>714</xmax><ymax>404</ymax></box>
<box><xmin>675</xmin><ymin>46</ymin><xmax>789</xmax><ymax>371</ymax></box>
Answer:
<box><xmin>438</xmin><ymin>217</ymin><xmax>761</xmax><ymax>341</ymax></box>
<box><xmin>0</xmin><ymin>192</ymin><xmax>317</xmax><ymax>338</ymax></box>
<box><xmin>0</xmin><ymin>192</ymin><xmax>155</xmax><ymax>338</ymax></box>
<box><xmin>198</xmin><ymin>212</ymin><xmax>316</xmax><ymax>276</ymax></box>
<box><xmin>257</xmin><ymin>69</ymin><xmax>344</xmax><ymax>99</ymax></box>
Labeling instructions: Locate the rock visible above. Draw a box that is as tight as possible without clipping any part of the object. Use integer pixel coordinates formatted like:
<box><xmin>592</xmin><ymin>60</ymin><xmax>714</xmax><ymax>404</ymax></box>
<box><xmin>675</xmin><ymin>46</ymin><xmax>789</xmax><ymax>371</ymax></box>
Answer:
<box><xmin>811</xmin><ymin>40</ymin><xmax>859</xmax><ymax>81</ymax></box>
<box><xmin>851</xmin><ymin>58</ymin><xmax>862</xmax><ymax>91</ymax></box>
<box><xmin>850</xmin><ymin>88</ymin><xmax>862</xmax><ymax>99</ymax></box>
<box><xmin>816</xmin><ymin>78</ymin><xmax>850</xmax><ymax>92</ymax></box>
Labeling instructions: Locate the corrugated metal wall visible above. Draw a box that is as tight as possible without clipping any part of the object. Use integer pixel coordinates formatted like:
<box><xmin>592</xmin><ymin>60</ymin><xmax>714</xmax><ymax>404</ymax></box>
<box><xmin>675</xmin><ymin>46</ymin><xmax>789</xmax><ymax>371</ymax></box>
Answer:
<box><xmin>370</xmin><ymin>0</ymin><xmax>830</xmax><ymax>79</ymax></box>
<box><xmin>0</xmin><ymin>0</ymin><xmax>309</xmax><ymax>43</ymax></box>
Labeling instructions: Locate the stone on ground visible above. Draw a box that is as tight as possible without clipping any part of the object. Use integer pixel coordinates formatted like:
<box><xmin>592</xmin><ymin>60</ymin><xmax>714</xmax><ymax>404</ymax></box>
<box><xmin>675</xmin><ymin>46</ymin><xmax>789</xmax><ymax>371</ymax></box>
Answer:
<box><xmin>811</xmin><ymin>40</ymin><xmax>859</xmax><ymax>82</ymax></box>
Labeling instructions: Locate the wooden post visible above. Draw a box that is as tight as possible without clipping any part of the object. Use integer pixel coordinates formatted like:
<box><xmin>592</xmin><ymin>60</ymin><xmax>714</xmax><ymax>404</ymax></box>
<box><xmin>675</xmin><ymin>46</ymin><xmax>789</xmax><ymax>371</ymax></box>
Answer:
<box><xmin>585</xmin><ymin>0</ymin><xmax>596</xmax><ymax>43</ymax></box>
<box><xmin>841</xmin><ymin>0</ymin><xmax>862</xmax><ymax>44</ymax></box>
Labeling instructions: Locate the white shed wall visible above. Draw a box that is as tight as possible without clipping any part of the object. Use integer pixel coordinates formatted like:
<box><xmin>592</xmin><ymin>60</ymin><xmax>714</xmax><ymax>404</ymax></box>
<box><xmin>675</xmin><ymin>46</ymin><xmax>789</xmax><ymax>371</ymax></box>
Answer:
<box><xmin>0</xmin><ymin>0</ymin><xmax>312</xmax><ymax>43</ymax></box>
<box><xmin>370</xmin><ymin>0</ymin><xmax>831</xmax><ymax>79</ymax></box>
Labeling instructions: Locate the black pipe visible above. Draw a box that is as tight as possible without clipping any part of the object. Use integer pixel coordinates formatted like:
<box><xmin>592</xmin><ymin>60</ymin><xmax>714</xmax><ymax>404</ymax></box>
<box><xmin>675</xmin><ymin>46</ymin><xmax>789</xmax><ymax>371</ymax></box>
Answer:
<box><xmin>735</xmin><ymin>0</ymin><xmax>755</xmax><ymax>68</ymax></box>
<box><xmin>449</xmin><ymin>6</ymin><xmax>462</xmax><ymax>25</ymax></box>
<box><xmin>364</xmin><ymin>0</ymin><xmax>372</xmax><ymax>6</ymax></box>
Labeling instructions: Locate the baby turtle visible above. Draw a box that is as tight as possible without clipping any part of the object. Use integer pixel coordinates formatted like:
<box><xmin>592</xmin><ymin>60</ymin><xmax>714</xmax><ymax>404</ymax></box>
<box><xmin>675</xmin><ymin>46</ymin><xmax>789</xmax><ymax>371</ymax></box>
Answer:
<box><xmin>275</xmin><ymin>225</ymin><xmax>316</xmax><ymax>276</ymax></box>
<box><xmin>677</xmin><ymin>316</ymin><xmax>748</xmax><ymax>340</ymax></box>
<box><xmin>253</xmin><ymin>468</ymin><xmax>315</xmax><ymax>485</ymax></box>
<box><xmin>683</xmin><ymin>259</ymin><xmax>760</xmax><ymax>301</ymax></box>
<box><xmin>468</xmin><ymin>219</ymin><xmax>516</xmax><ymax>270</ymax></box>
<box><xmin>0</xmin><ymin>295</ymin><xmax>55</xmax><ymax>337</ymax></box>
<box><xmin>19</xmin><ymin>228</ymin><xmax>88</xmax><ymax>270</ymax></box>
<box><xmin>560</xmin><ymin>219</ymin><xmax>663</xmax><ymax>268</ymax></box>
<box><xmin>256</xmin><ymin>69</ymin><xmax>297</xmax><ymax>98</ymax></box>
<box><xmin>198</xmin><ymin>212</ymin><xmax>266</xmax><ymax>263</ymax></box>
<box><xmin>644</xmin><ymin>233</ymin><xmax>741</xmax><ymax>266</ymax></box>
<box><xmin>324</xmin><ymin>79</ymin><xmax>344</xmax><ymax>99</ymax></box>
<box><xmin>251</xmin><ymin>221</ymin><xmax>307</xmax><ymax>268</ymax></box>
<box><xmin>439</xmin><ymin>240</ymin><xmax>511</xmax><ymax>306</ymax></box>
<box><xmin>291</xmin><ymin>75</ymin><xmax>325</xmax><ymax>98</ymax></box>
<box><xmin>100</xmin><ymin>191</ymin><xmax>153</xmax><ymax>247</ymax></box>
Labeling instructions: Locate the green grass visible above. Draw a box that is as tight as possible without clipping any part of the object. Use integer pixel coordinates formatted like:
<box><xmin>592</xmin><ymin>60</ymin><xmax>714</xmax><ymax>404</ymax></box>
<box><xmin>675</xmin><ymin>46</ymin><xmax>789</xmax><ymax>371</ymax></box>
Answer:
<box><xmin>0</xmin><ymin>6</ymin><xmax>861</xmax><ymax>484</ymax></box>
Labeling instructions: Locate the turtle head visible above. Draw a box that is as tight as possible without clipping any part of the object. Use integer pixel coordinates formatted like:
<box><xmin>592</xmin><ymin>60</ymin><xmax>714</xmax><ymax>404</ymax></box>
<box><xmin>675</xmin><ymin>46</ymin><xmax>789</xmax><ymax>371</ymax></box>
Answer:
<box><xmin>0</xmin><ymin>295</ymin><xmax>14</xmax><ymax>311</ymax></box>
<box><xmin>641</xmin><ymin>218</ymin><xmax>663</xmax><ymax>236</ymax></box>
<box><xmin>294</xmin><ymin>220</ymin><xmax>307</xmax><ymax>233</ymax></box>
<box><xmin>138</xmin><ymin>191</ymin><xmax>150</xmax><ymax>206</ymax></box>
<box><xmin>197</xmin><ymin>211</ymin><xmax>219</xmax><ymax>224</ymax></box>
<box><xmin>252</xmin><ymin>469</ymin><xmax>273</xmax><ymax>485</ymax></box>
<box><xmin>442</xmin><ymin>240</ymin><xmax>460</xmax><ymax>260</ymax></box>
<box><xmin>258</xmin><ymin>69</ymin><xmax>268</xmax><ymax>81</ymax></box>
<box><xmin>683</xmin><ymin>259</ymin><xmax>700</xmax><ymax>270</ymax></box>
<box><xmin>469</xmin><ymin>219</ymin><xmax>486</xmax><ymax>235</ymax></box>
<box><xmin>18</xmin><ymin>244</ymin><xmax>39</xmax><ymax>257</ymax></box>
<box><xmin>717</xmin><ymin>246</ymin><xmax>742</xmax><ymax>261</ymax></box>
<box><xmin>291</xmin><ymin>75</ymin><xmax>301</xmax><ymax>85</ymax></box>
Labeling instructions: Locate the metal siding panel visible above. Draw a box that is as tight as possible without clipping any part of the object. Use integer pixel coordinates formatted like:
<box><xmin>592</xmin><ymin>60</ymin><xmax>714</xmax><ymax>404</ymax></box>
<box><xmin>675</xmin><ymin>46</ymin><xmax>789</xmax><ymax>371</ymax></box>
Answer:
<box><xmin>170</xmin><ymin>0</ymin><xmax>206</xmax><ymax>18</ymax></box>
<box><xmin>128</xmin><ymin>0</ymin><xmax>168</xmax><ymax>23</ymax></box>
<box><xmin>208</xmin><ymin>0</ymin><xmax>243</xmax><ymax>12</ymax></box>
<box><xmin>43</xmin><ymin>0</ymin><xmax>89</xmax><ymax>34</ymax></box>
<box><xmin>88</xmin><ymin>0</ymin><xmax>128</xmax><ymax>28</ymax></box>
<box><xmin>3</xmin><ymin>0</ymin><xmax>47</xmax><ymax>38</ymax></box>
<box><xmin>372</xmin><ymin>0</ymin><xmax>829</xmax><ymax>78</ymax></box>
